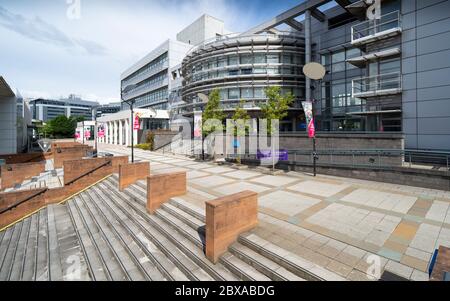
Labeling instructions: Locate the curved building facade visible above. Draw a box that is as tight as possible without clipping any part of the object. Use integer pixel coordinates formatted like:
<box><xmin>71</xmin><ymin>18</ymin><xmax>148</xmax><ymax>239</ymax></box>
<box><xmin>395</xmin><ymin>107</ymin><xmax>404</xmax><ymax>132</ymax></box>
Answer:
<box><xmin>175</xmin><ymin>33</ymin><xmax>307</xmax><ymax>131</ymax></box>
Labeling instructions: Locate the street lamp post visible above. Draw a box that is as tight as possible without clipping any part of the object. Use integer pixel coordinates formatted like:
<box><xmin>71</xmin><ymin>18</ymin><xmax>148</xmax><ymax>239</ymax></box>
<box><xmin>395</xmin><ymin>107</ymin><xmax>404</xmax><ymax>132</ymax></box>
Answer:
<box><xmin>121</xmin><ymin>84</ymin><xmax>138</xmax><ymax>163</ymax></box>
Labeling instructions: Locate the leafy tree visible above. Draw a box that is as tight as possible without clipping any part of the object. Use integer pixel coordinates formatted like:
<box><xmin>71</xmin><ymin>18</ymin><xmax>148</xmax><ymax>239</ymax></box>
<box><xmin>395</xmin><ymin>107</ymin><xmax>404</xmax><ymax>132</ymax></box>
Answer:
<box><xmin>202</xmin><ymin>89</ymin><xmax>226</xmax><ymax>137</ymax></box>
<box><xmin>260</xmin><ymin>86</ymin><xmax>294</xmax><ymax>135</ymax></box>
<box><xmin>43</xmin><ymin>115</ymin><xmax>79</xmax><ymax>138</ymax></box>
<box><xmin>231</xmin><ymin>100</ymin><xmax>251</xmax><ymax>136</ymax></box>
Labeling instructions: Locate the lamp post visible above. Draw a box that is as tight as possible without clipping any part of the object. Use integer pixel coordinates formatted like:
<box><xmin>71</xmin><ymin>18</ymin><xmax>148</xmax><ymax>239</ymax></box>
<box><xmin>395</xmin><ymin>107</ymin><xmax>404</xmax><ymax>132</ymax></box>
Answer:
<box><xmin>303</xmin><ymin>62</ymin><xmax>326</xmax><ymax>177</ymax></box>
<box><xmin>121</xmin><ymin>84</ymin><xmax>138</xmax><ymax>163</ymax></box>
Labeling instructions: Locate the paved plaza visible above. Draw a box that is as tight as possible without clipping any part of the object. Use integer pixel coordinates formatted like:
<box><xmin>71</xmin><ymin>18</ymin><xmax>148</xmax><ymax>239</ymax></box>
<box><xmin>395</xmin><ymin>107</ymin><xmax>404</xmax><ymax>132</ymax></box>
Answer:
<box><xmin>99</xmin><ymin>143</ymin><xmax>450</xmax><ymax>281</ymax></box>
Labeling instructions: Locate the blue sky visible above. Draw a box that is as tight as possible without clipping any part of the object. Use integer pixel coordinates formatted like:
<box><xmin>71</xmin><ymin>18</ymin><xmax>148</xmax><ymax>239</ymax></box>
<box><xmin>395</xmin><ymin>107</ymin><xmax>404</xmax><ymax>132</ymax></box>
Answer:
<box><xmin>0</xmin><ymin>0</ymin><xmax>335</xmax><ymax>103</ymax></box>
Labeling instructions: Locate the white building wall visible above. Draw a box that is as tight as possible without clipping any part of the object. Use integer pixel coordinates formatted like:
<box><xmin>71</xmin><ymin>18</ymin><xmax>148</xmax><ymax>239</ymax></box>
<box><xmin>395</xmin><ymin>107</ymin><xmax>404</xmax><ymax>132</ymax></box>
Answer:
<box><xmin>176</xmin><ymin>14</ymin><xmax>225</xmax><ymax>46</ymax></box>
<box><xmin>0</xmin><ymin>96</ymin><xmax>18</xmax><ymax>155</ymax></box>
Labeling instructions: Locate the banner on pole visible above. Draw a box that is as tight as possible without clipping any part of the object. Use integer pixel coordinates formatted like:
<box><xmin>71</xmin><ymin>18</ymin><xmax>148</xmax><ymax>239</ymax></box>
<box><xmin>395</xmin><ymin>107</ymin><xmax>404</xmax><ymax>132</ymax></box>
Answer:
<box><xmin>133</xmin><ymin>114</ymin><xmax>141</xmax><ymax>130</ymax></box>
<box><xmin>194</xmin><ymin>111</ymin><xmax>203</xmax><ymax>138</ymax></box>
<box><xmin>302</xmin><ymin>100</ymin><xmax>316</xmax><ymax>138</ymax></box>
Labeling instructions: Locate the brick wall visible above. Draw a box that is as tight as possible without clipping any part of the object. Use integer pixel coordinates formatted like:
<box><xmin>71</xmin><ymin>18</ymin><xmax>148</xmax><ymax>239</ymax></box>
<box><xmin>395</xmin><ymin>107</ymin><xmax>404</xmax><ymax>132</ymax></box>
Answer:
<box><xmin>53</xmin><ymin>146</ymin><xmax>93</xmax><ymax>168</ymax></box>
<box><xmin>119</xmin><ymin>162</ymin><xmax>150</xmax><ymax>191</ymax></box>
<box><xmin>0</xmin><ymin>156</ymin><xmax>129</xmax><ymax>229</ymax></box>
<box><xmin>0</xmin><ymin>152</ymin><xmax>52</xmax><ymax>164</ymax></box>
<box><xmin>63</xmin><ymin>156</ymin><xmax>128</xmax><ymax>185</ymax></box>
<box><xmin>147</xmin><ymin>172</ymin><xmax>186</xmax><ymax>214</ymax></box>
<box><xmin>0</xmin><ymin>162</ymin><xmax>46</xmax><ymax>191</ymax></box>
<box><xmin>205</xmin><ymin>190</ymin><xmax>258</xmax><ymax>264</ymax></box>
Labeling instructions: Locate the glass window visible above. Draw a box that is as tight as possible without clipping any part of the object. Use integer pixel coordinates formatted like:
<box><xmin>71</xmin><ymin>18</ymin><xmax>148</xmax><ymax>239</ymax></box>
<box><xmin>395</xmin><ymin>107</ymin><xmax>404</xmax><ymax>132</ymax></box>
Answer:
<box><xmin>267</xmin><ymin>54</ymin><xmax>279</xmax><ymax>64</ymax></box>
<box><xmin>267</xmin><ymin>67</ymin><xmax>279</xmax><ymax>75</ymax></box>
<box><xmin>254</xmin><ymin>88</ymin><xmax>265</xmax><ymax>98</ymax></box>
<box><xmin>380</xmin><ymin>58</ymin><xmax>400</xmax><ymax>73</ymax></box>
<box><xmin>332</xmin><ymin>51</ymin><xmax>345</xmax><ymax>63</ymax></box>
<box><xmin>220</xmin><ymin>90</ymin><xmax>227</xmax><ymax>100</ymax></box>
<box><xmin>346</xmin><ymin>48</ymin><xmax>360</xmax><ymax>59</ymax></box>
<box><xmin>253</xmin><ymin>68</ymin><xmax>266</xmax><ymax>74</ymax></box>
<box><xmin>228</xmin><ymin>56</ymin><xmax>239</xmax><ymax>66</ymax></box>
<box><xmin>321</xmin><ymin>54</ymin><xmax>330</xmax><ymax>66</ymax></box>
<box><xmin>282</xmin><ymin>54</ymin><xmax>292</xmax><ymax>64</ymax></box>
<box><xmin>254</xmin><ymin>54</ymin><xmax>266</xmax><ymax>64</ymax></box>
<box><xmin>229</xmin><ymin>70</ymin><xmax>239</xmax><ymax>76</ymax></box>
<box><xmin>228</xmin><ymin>88</ymin><xmax>240</xmax><ymax>99</ymax></box>
<box><xmin>241</xmin><ymin>68</ymin><xmax>252</xmax><ymax>75</ymax></box>
<box><xmin>332</xmin><ymin>83</ymin><xmax>346</xmax><ymax>107</ymax></box>
<box><xmin>240</xmin><ymin>54</ymin><xmax>253</xmax><ymax>65</ymax></box>
<box><xmin>241</xmin><ymin>88</ymin><xmax>253</xmax><ymax>98</ymax></box>
<box><xmin>218</xmin><ymin>58</ymin><xmax>226</xmax><ymax>67</ymax></box>
<box><xmin>332</xmin><ymin>62</ymin><xmax>345</xmax><ymax>73</ymax></box>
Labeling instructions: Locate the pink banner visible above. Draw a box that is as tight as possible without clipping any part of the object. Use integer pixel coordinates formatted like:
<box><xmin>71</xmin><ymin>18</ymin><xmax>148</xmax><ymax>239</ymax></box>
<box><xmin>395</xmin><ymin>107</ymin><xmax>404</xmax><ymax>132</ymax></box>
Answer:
<box><xmin>133</xmin><ymin>115</ymin><xmax>140</xmax><ymax>130</ymax></box>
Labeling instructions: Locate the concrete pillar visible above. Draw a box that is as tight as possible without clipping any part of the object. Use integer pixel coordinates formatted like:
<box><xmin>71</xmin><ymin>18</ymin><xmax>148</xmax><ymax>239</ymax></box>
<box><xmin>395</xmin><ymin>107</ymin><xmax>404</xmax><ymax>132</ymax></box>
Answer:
<box><xmin>106</xmin><ymin>122</ymin><xmax>111</xmax><ymax>144</ymax></box>
<box><xmin>119</xmin><ymin>120</ymin><xmax>123</xmax><ymax>145</ymax></box>
<box><xmin>113</xmin><ymin>121</ymin><xmax>118</xmax><ymax>145</ymax></box>
<box><xmin>305</xmin><ymin>9</ymin><xmax>312</xmax><ymax>102</ymax></box>
<box><xmin>125</xmin><ymin>118</ymin><xmax>130</xmax><ymax>146</ymax></box>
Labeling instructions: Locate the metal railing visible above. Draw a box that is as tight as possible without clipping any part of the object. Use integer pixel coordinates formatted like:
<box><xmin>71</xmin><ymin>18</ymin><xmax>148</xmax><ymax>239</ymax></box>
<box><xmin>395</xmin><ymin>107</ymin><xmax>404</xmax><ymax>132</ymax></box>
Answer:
<box><xmin>352</xmin><ymin>72</ymin><xmax>402</xmax><ymax>97</ymax></box>
<box><xmin>352</xmin><ymin>11</ymin><xmax>402</xmax><ymax>44</ymax></box>
<box><xmin>232</xmin><ymin>149</ymin><xmax>450</xmax><ymax>171</ymax></box>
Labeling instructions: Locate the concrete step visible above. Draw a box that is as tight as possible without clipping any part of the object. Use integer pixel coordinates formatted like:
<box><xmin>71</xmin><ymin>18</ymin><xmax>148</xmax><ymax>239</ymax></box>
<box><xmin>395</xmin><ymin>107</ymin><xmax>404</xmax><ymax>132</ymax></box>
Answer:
<box><xmin>21</xmin><ymin>214</ymin><xmax>39</xmax><ymax>281</ymax></box>
<box><xmin>93</xmin><ymin>183</ymin><xmax>196</xmax><ymax>281</ymax></box>
<box><xmin>0</xmin><ymin>218</ymin><xmax>27</xmax><ymax>280</ymax></box>
<box><xmin>35</xmin><ymin>209</ymin><xmax>50</xmax><ymax>281</ymax></box>
<box><xmin>228</xmin><ymin>242</ymin><xmax>305</xmax><ymax>281</ymax></box>
<box><xmin>52</xmin><ymin>204</ymin><xmax>91</xmax><ymax>281</ymax></box>
<box><xmin>66</xmin><ymin>199</ymin><xmax>113</xmax><ymax>281</ymax></box>
<box><xmin>72</xmin><ymin>195</ymin><xmax>130</xmax><ymax>281</ymax></box>
<box><xmin>102</xmin><ymin>178</ymin><xmax>241</xmax><ymax>281</ymax></box>
<box><xmin>169</xmin><ymin>197</ymin><xmax>205</xmax><ymax>223</ymax></box>
<box><xmin>77</xmin><ymin>192</ymin><xmax>146</xmax><ymax>281</ymax></box>
<box><xmin>238</xmin><ymin>233</ymin><xmax>346</xmax><ymax>281</ymax></box>
<box><xmin>83</xmin><ymin>188</ymin><xmax>166</xmax><ymax>281</ymax></box>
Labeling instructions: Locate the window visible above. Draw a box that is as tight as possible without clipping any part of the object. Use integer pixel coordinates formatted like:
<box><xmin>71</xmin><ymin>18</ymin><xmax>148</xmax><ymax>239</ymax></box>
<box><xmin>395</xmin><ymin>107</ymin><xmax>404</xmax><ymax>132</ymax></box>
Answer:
<box><xmin>282</xmin><ymin>54</ymin><xmax>292</xmax><ymax>64</ymax></box>
<box><xmin>332</xmin><ymin>51</ymin><xmax>345</xmax><ymax>63</ymax></box>
<box><xmin>241</xmin><ymin>88</ymin><xmax>253</xmax><ymax>98</ymax></box>
<box><xmin>253</xmin><ymin>68</ymin><xmax>266</xmax><ymax>74</ymax></box>
<box><xmin>240</xmin><ymin>54</ymin><xmax>253</xmax><ymax>65</ymax></box>
<box><xmin>321</xmin><ymin>54</ymin><xmax>330</xmax><ymax>66</ymax></box>
<box><xmin>241</xmin><ymin>68</ymin><xmax>252</xmax><ymax>75</ymax></box>
<box><xmin>228</xmin><ymin>56</ymin><xmax>238</xmax><ymax>66</ymax></box>
<box><xmin>228</xmin><ymin>88</ymin><xmax>240</xmax><ymax>99</ymax></box>
<box><xmin>254</xmin><ymin>54</ymin><xmax>266</xmax><ymax>64</ymax></box>
<box><xmin>267</xmin><ymin>54</ymin><xmax>279</xmax><ymax>64</ymax></box>
<box><xmin>346</xmin><ymin>48</ymin><xmax>360</xmax><ymax>59</ymax></box>
<box><xmin>332</xmin><ymin>62</ymin><xmax>345</xmax><ymax>73</ymax></box>
<box><xmin>254</xmin><ymin>88</ymin><xmax>265</xmax><ymax>98</ymax></box>
<box><xmin>218</xmin><ymin>58</ymin><xmax>226</xmax><ymax>67</ymax></box>
<box><xmin>229</xmin><ymin>70</ymin><xmax>239</xmax><ymax>76</ymax></box>
<box><xmin>332</xmin><ymin>83</ymin><xmax>346</xmax><ymax>107</ymax></box>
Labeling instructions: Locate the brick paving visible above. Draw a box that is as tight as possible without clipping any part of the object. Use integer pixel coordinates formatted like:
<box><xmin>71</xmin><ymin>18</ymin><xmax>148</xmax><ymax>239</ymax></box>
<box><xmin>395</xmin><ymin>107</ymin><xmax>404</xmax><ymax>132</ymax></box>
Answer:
<box><xmin>99</xmin><ymin>143</ymin><xmax>450</xmax><ymax>281</ymax></box>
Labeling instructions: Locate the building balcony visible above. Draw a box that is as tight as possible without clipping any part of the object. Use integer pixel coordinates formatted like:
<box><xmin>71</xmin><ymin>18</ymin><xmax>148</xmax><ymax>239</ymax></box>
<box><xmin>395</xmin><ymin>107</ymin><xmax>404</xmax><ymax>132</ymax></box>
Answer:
<box><xmin>352</xmin><ymin>72</ymin><xmax>402</xmax><ymax>98</ymax></box>
<box><xmin>351</xmin><ymin>11</ymin><xmax>402</xmax><ymax>46</ymax></box>
<box><xmin>346</xmin><ymin>47</ymin><xmax>401</xmax><ymax>68</ymax></box>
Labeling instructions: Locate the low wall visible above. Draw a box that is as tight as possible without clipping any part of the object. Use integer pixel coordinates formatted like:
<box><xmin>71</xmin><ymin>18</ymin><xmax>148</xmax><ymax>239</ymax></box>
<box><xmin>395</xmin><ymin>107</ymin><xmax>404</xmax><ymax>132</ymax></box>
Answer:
<box><xmin>0</xmin><ymin>156</ymin><xmax>129</xmax><ymax>229</ymax></box>
<box><xmin>64</xmin><ymin>156</ymin><xmax>128</xmax><ymax>185</ymax></box>
<box><xmin>239</xmin><ymin>159</ymin><xmax>450</xmax><ymax>191</ymax></box>
<box><xmin>51</xmin><ymin>142</ymin><xmax>83</xmax><ymax>149</ymax></box>
<box><xmin>54</xmin><ymin>146</ymin><xmax>93</xmax><ymax>169</ymax></box>
<box><xmin>119</xmin><ymin>162</ymin><xmax>150</xmax><ymax>191</ymax></box>
<box><xmin>147</xmin><ymin>172</ymin><xmax>186</xmax><ymax>214</ymax></box>
<box><xmin>0</xmin><ymin>162</ymin><xmax>46</xmax><ymax>191</ymax></box>
<box><xmin>205</xmin><ymin>191</ymin><xmax>258</xmax><ymax>264</ymax></box>
<box><xmin>0</xmin><ymin>152</ymin><xmax>52</xmax><ymax>164</ymax></box>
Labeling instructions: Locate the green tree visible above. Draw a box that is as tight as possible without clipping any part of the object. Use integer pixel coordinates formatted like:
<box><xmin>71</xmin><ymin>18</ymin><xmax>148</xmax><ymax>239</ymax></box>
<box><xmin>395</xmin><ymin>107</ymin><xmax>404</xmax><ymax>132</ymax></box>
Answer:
<box><xmin>44</xmin><ymin>115</ymin><xmax>78</xmax><ymax>138</ymax></box>
<box><xmin>202</xmin><ymin>89</ymin><xmax>226</xmax><ymax>137</ymax></box>
<box><xmin>231</xmin><ymin>100</ymin><xmax>251</xmax><ymax>136</ymax></box>
<box><xmin>260</xmin><ymin>86</ymin><xmax>294</xmax><ymax>135</ymax></box>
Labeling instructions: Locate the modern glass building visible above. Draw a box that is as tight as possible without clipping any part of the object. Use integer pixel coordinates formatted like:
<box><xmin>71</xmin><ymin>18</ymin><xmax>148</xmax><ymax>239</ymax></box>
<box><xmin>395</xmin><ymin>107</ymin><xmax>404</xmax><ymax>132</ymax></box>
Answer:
<box><xmin>30</xmin><ymin>95</ymin><xmax>100</xmax><ymax>122</ymax></box>
<box><xmin>178</xmin><ymin>33</ymin><xmax>306</xmax><ymax>131</ymax></box>
<box><xmin>174</xmin><ymin>0</ymin><xmax>450</xmax><ymax>151</ymax></box>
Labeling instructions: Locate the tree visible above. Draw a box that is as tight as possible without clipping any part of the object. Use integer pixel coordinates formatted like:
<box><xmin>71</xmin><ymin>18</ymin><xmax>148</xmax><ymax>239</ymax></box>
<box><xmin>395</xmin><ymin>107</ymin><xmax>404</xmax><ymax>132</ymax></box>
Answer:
<box><xmin>43</xmin><ymin>115</ymin><xmax>79</xmax><ymax>138</ymax></box>
<box><xmin>260</xmin><ymin>86</ymin><xmax>294</xmax><ymax>135</ymax></box>
<box><xmin>202</xmin><ymin>89</ymin><xmax>226</xmax><ymax>137</ymax></box>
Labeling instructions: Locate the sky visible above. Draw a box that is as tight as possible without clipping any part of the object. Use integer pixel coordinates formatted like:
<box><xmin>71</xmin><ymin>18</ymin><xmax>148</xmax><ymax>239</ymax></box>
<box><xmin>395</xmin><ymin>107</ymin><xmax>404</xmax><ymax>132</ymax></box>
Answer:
<box><xmin>0</xmin><ymin>0</ymin><xmax>335</xmax><ymax>104</ymax></box>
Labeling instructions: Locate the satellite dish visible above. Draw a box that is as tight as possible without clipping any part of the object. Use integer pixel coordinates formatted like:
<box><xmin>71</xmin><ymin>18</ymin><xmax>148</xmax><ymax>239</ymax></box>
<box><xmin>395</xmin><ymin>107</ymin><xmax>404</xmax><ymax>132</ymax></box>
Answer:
<box><xmin>303</xmin><ymin>62</ymin><xmax>326</xmax><ymax>80</ymax></box>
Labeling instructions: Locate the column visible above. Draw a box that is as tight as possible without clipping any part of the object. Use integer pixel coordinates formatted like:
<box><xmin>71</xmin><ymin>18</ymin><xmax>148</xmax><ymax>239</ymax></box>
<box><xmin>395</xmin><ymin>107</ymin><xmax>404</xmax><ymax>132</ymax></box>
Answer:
<box><xmin>107</xmin><ymin>122</ymin><xmax>111</xmax><ymax>144</ymax></box>
<box><xmin>113</xmin><ymin>121</ymin><xmax>118</xmax><ymax>145</ymax></box>
<box><xmin>305</xmin><ymin>9</ymin><xmax>311</xmax><ymax>102</ymax></box>
<box><xmin>125</xmin><ymin>118</ymin><xmax>130</xmax><ymax>146</ymax></box>
<box><xmin>119</xmin><ymin>120</ymin><xmax>123</xmax><ymax>145</ymax></box>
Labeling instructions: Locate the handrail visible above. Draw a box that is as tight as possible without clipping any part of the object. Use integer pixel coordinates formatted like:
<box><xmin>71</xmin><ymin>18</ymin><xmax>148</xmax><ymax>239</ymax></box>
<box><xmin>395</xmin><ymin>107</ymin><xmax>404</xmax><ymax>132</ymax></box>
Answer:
<box><xmin>0</xmin><ymin>188</ymin><xmax>48</xmax><ymax>215</ymax></box>
<box><xmin>65</xmin><ymin>160</ymin><xmax>112</xmax><ymax>186</ymax></box>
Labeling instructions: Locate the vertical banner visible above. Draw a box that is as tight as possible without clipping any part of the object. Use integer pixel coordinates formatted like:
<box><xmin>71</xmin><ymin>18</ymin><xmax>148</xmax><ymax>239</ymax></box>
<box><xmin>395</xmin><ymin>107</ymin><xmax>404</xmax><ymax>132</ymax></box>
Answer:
<box><xmin>84</xmin><ymin>130</ymin><xmax>91</xmax><ymax>139</ymax></box>
<box><xmin>194</xmin><ymin>111</ymin><xmax>203</xmax><ymax>138</ymax></box>
<box><xmin>98</xmin><ymin>125</ymin><xmax>105</xmax><ymax>138</ymax></box>
<box><xmin>133</xmin><ymin>114</ymin><xmax>141</xmax><ymax>130</ymax></box>
<box><xmin>302</xmin><ymin>101</ymin><xmax>316</xmax><ymax>138</ymax></box>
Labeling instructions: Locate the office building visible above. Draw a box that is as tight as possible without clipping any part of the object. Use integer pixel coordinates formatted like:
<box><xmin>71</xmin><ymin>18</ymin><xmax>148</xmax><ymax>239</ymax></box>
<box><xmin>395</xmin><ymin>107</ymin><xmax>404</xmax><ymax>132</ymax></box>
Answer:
<box><xmin>174</xmin><ymin>0</ymin><xmax>450</xmax><ymax>151</ymax></box>
<box><xmin>30</xmin><ymin>94</ymin><xmax>99</xmax><ymax>122</ymax></box>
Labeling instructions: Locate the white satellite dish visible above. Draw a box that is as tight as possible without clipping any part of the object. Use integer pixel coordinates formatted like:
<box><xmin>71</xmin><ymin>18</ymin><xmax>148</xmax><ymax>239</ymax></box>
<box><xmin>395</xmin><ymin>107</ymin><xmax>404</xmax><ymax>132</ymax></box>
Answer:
<box><xmin>303</xmin><ymin>62</ymin><xmax>326</xmax><ymax>80</ymax></box>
